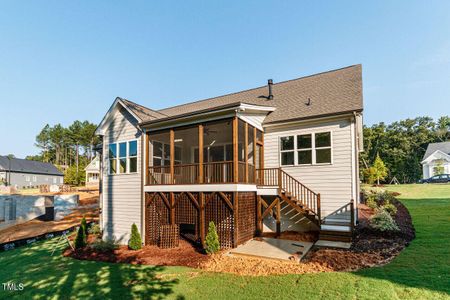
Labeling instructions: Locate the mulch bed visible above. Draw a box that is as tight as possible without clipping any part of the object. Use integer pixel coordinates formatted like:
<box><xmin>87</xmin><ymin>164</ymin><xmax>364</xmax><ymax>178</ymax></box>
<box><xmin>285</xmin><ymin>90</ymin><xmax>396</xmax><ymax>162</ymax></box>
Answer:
<box><xmin>64</xmin><ymin>239</ymin><xmax>209</xmax><ymax>268</ymax></box>
<box><xmin>303</xmin><ymin>198</ymin><xmax>416</xmax><ymax>271</ymax></box>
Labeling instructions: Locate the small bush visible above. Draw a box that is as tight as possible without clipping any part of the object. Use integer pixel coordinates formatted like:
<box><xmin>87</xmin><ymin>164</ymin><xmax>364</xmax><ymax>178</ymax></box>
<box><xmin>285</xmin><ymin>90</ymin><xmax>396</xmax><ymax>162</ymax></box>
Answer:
<box><xmin>88</xmin><ymin>223</ymin><xmax>101</xmax><ymax>235</ymax></box>
<box><xmin>128</xmin><ymin>223</ymin><xmax>142</xmax><ymax>250</ymax></box>
<box><xmin>74</xmin><ymin>226</ymin><xmax>87</xmax><ymax>249</ymax></box>
<box><xmin>205</xmin><ymin>221</ymin><xmax>220</xmax><ymax>254</ymax></box>
<box><xmin>382</xmin><ymin>201</ymin><xmax>398</xmax><ymax>216</ymax></box>
<box><xmin>370</xmin><ymin>209</ymin><xmax>399</xmax><ymax>232</ymax></box>
<box><xmin>90</xmin><ymin>237</ymin><xmax>119</xmax><ymax>253</ymax></box>
<box><xmin>366</xmin><ymin>195</ymin><xmax>378</xmax><ymax>209</ymax></box>
<box><xmin>81</xmin><ymin>216</ymin><xmax>88</xmax><ymax>237</ymax></box>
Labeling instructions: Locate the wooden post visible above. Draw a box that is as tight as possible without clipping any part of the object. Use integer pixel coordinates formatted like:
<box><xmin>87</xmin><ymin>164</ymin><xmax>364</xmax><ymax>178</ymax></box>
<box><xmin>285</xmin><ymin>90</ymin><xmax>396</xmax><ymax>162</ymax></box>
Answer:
<box><xmin>170</xmin><ymin>192</ymin><xmax>175</xmax><ymax>224</ymax></box>
<box><xmin>233</xmin><ymin>192</ymin><xmax>239</xmax><ymax>247</ymax></box>
<box><xmin>244</xmin><ymin>122</ymin><xmax>248</xmax><ymax>183</ymax></box>
<box><xmin>253</xmin><ymin>126</ymin><xmax>257</xmax><ymax>183</ymax></box>
<box><xmin>199</xmin><ymin>192</ymin><xmax>205</xmax><ymax>246</ymax></box>
<box><xmin>276</xmin><ymin>198</ymin><xmax>281</xmax><ymax>237</ymax></box>
<box><xmin>350</xmin><ymin>198</ymin><xmax>354</xmax><ymax>231</ymax></box>
<box><xmin>145</xmin><ymin>132</ymin><xmax>149</xmax><ymax>185</ymax></box>
<box><xmin>257</xmin><ymin>195</ymin><xmax>262</xmax><ymax>235</ymax></box>
<box><xmin>170</xmin><ymin>129</ymin><xmax>174</xmax><ymax>184</ymax></box>
<box><xmin>198</xmin><ymin>124</ymin><xmax>204</xmax><ymax>183</ymax></box>
<box><xmin>260</xmin><ymin>129</ymin><xmax>264</xmax><ymax>170</ymax></box>
<box><xmin>317</xmin><ymin>193</ymin><xmax>321</xmax><ymax>225</ymax></box>
<box><xmin>232</xmin><ymin>117</ymin><xmax>238</xmax><ymax>183</ymax></box>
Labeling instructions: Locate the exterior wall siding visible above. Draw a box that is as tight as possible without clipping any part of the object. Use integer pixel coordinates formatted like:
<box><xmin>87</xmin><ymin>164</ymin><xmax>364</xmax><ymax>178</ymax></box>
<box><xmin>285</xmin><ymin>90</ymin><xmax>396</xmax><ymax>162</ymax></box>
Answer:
<box><xmin>6</xmin><ymin>172</ymin><xmax>63</xmax><ymax>189</ymax></box>
<box><xmin>264</xmin><ymin>117</ymin><xmax>355</xmax><ymax>218</ymax></box>
<box><xmin>102</xmin><ymin>106</ymin><xmax>142</xmax><ymax>244</ymax></box>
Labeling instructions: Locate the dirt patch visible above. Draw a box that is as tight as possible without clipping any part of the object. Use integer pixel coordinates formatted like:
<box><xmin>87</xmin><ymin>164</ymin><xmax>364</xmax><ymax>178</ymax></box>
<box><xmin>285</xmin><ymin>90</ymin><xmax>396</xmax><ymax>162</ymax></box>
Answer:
<box><xmin>261</xmin><ymin>230</ymin><xmax>318</xmax><ymax>243</ymax></box>
<box><xmin>64</xmin><ymin>239</ymin><xmax>209</xmax><ymax>268</ymax></box>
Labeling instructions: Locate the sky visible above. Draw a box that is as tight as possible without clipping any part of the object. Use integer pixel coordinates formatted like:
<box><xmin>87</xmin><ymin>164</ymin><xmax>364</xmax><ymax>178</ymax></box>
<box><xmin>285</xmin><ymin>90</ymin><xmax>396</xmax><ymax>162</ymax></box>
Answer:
<box><xmin>1</xmin><ymin>1</ymin><xmax>449</xmax><ymax>158</ymax></box>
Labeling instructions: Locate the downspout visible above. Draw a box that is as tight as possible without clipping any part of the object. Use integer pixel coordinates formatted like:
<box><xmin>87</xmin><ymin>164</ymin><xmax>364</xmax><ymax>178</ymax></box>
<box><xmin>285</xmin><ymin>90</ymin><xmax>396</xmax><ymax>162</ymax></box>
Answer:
<box><xmin>352</xmin><ymin>111</ymin><xmax>360</xmax><ymax>224</ymax></box>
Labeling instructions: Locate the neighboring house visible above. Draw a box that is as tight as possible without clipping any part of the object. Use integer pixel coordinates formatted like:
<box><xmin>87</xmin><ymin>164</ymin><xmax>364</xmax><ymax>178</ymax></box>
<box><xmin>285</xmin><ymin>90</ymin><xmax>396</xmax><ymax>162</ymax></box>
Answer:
<box><xmin>95</xmin><ymin>65</ymin><xmax>364</xmax><ymax>247</ymax></box>
<box><xmin>0</xmin><ymin>156</ymin><xmax>64</xmax><ymax>189</ymax></box>
<box><xmin>85</xmin><ymin>156</ymin><xmax>100</xmax><ymax>187</ymax></box>
<box><xmin>421</xmin><ymin>141</ymin><xmax>450</xmax><ymax>179</ymax></box>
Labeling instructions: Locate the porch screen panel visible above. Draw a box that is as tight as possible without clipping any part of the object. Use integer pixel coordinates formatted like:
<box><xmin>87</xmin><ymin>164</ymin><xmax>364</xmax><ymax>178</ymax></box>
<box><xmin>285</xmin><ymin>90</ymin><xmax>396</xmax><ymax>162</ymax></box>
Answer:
<box><xmin>174</xmin><ymin>126</ymin><xmax>198</xmax><ymax>184</ymax></box>
<box><xmin>149</xmin><ymin>130</ymin><xmax>171</xmax><ymax>184</ymax></box>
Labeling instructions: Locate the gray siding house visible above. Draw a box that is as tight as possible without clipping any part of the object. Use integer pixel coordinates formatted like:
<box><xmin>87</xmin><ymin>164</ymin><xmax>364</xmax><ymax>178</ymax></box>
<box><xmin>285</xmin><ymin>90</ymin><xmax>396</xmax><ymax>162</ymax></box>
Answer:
<box><xmin>95</xmin><ymin>65</ymin><xmax>364</xmax><ymax>247</ymax></box>
<box><xmin>0</xmin><ymin>156</ymin><xmax>64</xmax><ymax>189</ymax></box>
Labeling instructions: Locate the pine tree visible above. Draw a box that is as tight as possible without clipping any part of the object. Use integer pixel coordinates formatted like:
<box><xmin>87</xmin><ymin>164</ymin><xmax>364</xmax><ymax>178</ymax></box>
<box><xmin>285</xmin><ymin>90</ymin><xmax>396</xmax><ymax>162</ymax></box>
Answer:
<box><xmin>128</xmin><ymin>223</ymin><xmax>142</xmax><ymax>250</ymax></box>
<box><xmin>80</xmin><ymin>216</ymin><xmax>88</xmax><ymax>240</ymax></box>
<box><xmin>74</xmin><ymin>226</ymin><xmax>86</xmax><ymax>249</ymax></box>
<box><xmin>205</xmin><ymin>221</ymin><xmax>220</xmax><ymax>254</ymax></box>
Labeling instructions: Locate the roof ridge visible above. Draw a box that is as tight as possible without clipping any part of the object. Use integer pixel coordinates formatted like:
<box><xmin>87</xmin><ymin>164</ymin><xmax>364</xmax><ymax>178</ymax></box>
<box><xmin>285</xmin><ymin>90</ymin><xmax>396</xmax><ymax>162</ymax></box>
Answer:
<box><xmin>119</xmin><ymin>97</ymin><xmax>169</xmax><ymax>117</ymax></box>
<box><xmin>157</xmin><ymin>64</ymin><xmax>361</xmax><ymax>113</ymax></box>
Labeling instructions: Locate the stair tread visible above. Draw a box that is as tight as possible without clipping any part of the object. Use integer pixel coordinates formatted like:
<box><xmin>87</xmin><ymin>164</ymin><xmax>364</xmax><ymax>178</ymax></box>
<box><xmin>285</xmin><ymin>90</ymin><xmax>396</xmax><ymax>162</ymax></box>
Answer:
<box><xmin>321</xmin><ymin>225</ymin><xmax>352</xmax><ymax>232</ymax></box>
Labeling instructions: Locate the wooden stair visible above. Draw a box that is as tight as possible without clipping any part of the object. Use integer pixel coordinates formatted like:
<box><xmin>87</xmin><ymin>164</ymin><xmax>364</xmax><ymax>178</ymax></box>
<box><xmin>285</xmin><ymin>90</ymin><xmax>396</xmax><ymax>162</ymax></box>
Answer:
<box><xmin>319</xmin><ymin>219</ymin><xmax>353</xmax><ymax>242</ymax></box>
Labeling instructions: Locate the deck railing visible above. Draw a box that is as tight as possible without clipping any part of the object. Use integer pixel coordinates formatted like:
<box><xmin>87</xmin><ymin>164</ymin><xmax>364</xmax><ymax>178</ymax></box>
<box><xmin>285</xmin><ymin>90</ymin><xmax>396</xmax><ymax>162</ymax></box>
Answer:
<box><xmin>147</xmin><ymin>161</ymin><xmax>257</xmax><ymax>185</ymax></box>
<box><xmin>256</xmin><ymin>168</ymin><xmax>321</xmax><ymax>221</ymax></box>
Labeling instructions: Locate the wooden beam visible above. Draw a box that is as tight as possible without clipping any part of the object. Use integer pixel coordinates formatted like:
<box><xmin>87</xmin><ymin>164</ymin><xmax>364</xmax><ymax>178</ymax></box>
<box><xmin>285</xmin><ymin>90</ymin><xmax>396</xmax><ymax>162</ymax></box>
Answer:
<box><xmin>262</xmin><ymin>198</ymin><xmax>278</xmax><ymax>219</ymax></box>
<box><xmin>186</xmin><ymin>192</ymin><xmax>199</xmax><ymax>209</ymax></box>
<box><xmin>170</xmin><ymin>129</ymin><xmax>175</xmax><ymax>184</ymax></box>
<box><xmin>199</xmin><ymin>192</ymin><xmax>205</xmax><ymax>246</ymax></box>
<box><xmin>257</xmin><ymin>195</ymin><xmax>262</xmax><ymax>235</ymax></box>
<box><xmin>145</xmin><ymin>192</ymin><xmax>157</xmax><ymax>207</ymax></box>
<box><xmin>170</xmin><ymin>192</ymin><xmax>175</xmax><ymax>224</ymax></box>
<box><xmin>253</xmin><ymin>126</ymin><xmax>257</xmax><ymax>183</ymax></box>
<box><xmin>233</xmin><ymin>192</ymin><xmax>238</xmax><ymax>247</ymax></box>
<box><xmin>233</xmin><ymin>116</ymin><xmax>238</xmax><ymax>183</ymax></box>
<box><xmin>260</xmin><ymin>129</ymin><xmax>264</xmax><ymax>170</ymax></box>
<box><xmin>276</xmin><ymin>197</ymin><xmax>281</xmax><ymax>237</ymax></box>
<box><xmin>145</xmin><ymin>132</ymin><xmax>149</xmax><ymax>185</ymax></box>
<box><xmin>218</xmin><ymin>192</ymin><xmax>234</xmax><ymax>210</ymax></box>
<box><xmin>198</xmin><ymin>124</ymin><xmax>204</xmax><ymax>183</ymax></box>
<box><xmin>244</xmin><ymin>122</ymin><xmax>248</xmax><ymax>183</ymax></box>
<box><xmin>158</xmin><ymin>192</ymin><xmax>170</xmax><ymax>210</ymax></box>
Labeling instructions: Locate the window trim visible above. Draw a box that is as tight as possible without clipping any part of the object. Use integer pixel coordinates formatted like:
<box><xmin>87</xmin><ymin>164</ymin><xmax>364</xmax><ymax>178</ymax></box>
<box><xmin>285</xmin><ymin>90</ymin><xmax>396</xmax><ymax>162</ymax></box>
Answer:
<box><xmin>279</xmin><ymin>131</ymin><xmax>333</xmax><ymax>166</ymax></box>
<box><xmin>108</xmin><ymin>139</ymin><xmax>139</xmax><ymax>175</ymax></box>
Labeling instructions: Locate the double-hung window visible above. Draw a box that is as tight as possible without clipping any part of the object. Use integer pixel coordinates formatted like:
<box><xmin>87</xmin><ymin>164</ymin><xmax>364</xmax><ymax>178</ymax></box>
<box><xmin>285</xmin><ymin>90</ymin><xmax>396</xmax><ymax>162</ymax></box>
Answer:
<box><xmin>280</xmin><ymin>131</ymin><xmax>332</xmax><ymax>166</ymax></box>
<box><xmin>109</xmin><ymin>140</ymin><xmax>138</xmax><ymax>174</ymax></box>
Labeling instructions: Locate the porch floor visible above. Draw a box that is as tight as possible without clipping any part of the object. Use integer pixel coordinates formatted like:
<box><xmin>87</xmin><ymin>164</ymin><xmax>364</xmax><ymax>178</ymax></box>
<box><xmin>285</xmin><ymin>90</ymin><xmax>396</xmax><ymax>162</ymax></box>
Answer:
<box><xmin>228</xmin><ymin>237</ymin><xmax>313</xmax><ymax>262</ymax></box>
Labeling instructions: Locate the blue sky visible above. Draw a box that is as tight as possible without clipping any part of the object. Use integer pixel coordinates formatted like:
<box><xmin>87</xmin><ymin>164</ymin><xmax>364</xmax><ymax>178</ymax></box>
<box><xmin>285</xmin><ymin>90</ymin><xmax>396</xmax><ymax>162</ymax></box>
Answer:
<box><xmin>1</xmin><ymin>1</ymin><xmax>449</xmax><ymax>158</ymax></box>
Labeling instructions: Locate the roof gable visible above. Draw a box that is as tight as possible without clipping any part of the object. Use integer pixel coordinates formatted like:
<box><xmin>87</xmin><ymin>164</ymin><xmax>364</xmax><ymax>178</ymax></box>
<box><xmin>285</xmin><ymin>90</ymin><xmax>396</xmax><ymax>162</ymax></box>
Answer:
<box><xmin>0</xmin><ymin>156</ymin><xmax>63</xmax><ymax>176</ymax></box>
<box><xmin>422</xmin><ymin>141</ymin><xmax>450</xmax><ymax>161</ymax></box>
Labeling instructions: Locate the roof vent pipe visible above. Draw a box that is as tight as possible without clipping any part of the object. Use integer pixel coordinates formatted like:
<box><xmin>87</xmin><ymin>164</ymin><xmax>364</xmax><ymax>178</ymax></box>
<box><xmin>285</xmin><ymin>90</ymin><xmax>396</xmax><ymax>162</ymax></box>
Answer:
<box><xmin>267</xmin><ymin>79</ymin><xmax>274</xmax><ymax>100</ymax></box>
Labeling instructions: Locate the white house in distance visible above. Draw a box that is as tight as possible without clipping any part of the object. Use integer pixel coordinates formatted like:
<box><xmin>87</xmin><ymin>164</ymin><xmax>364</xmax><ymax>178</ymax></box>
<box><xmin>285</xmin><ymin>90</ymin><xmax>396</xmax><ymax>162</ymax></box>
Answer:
<box><xmin>95</xmin><ymin>65</ymin><xmax>364</xmax><ymax>248</ymax></box>
<box><xmin>421</xmin><ymin>141</ymin><xmax>450</xmax><ymax>179</ymax></box>
<box><xmin>85</xmin><ymin>156</ymin><xmax>100</xmax><ymax>187</ymax></box>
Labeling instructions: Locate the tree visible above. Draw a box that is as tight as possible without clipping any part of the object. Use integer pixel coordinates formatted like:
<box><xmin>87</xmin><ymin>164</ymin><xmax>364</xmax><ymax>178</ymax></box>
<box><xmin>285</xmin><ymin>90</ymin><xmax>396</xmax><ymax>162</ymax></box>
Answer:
<box><xmin>74</xmin><ymin>226</ymin><xmax>87</xmax><ymax>249</ymax></box>
<box><xmin>205</xmin><ymin>221</ymin><xmax>220</xmax><ymax>254</ymax></box>
<box><xmin>372</xmin><ymin>154</ymin><xmax>388</xmax><ymax>185</ymax></box>
<box><xmin>81</xmin><ymin>216</ymin><xmax>88</xmax><ymax>237</ymax></box>
<box><xmin>128</xmin><ymin>223</ymin><xmax>142</xmax><ymax>250</ymax></box>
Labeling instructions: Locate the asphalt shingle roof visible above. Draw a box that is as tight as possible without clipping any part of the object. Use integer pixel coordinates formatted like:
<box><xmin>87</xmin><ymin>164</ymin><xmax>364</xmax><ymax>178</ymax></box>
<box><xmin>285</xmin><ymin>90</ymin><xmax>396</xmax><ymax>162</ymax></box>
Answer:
<box><xmin>0</xmin><ymin>156</ymin><xmax>63</xmax><ymax>176</ymax></box>
<box><xmin>120</xmin><ymin>64</ymin><xmax>363</xmax><ymax>125</ymax></box>
<box><xmin>423</xmin><ymin>141</ymin><xmax>450</xmax><ymax>161</ymax></box>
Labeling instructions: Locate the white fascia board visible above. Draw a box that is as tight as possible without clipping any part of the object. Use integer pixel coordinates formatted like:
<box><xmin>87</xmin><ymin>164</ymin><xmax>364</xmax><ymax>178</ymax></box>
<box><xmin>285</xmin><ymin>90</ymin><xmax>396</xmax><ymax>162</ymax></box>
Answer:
<box><xmin>239</xmin><ymin>103</ymin><xmax>276</xmax><ymax>112</ymax></box>
<box><xmin>144</xmin><ymin>184</ymin><xmax>257</xmax><ymax>193</ymax></box>
<box><xmin>95</xmin><ymin>98</ymin><xmax>142</xmax><ymax>135</ymax></box>
<box><xmin>421</xmin><ymin>150</ymin><xmax>450</xmax><ymax>164</ymax></box>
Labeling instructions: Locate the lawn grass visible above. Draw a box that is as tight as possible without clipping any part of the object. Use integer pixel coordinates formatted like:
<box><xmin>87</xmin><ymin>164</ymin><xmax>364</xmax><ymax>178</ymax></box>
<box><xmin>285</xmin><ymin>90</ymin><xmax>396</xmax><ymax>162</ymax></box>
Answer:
<box><xmin>0</xmin><ymin>184</ymin><xmax>449</xmax><ymax>299</ymax></box>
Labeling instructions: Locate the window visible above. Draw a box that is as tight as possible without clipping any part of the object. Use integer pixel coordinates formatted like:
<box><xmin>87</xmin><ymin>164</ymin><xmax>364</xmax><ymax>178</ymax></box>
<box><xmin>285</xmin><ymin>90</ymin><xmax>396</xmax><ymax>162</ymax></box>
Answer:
<box><xmin>109</xmin><ymin>144</ymin><xmax>117</xmax><ymax>174</ymax></box>
<box><xmin>315</xmin><ymin>132</ymin><xmax>331</xmax><ymax>164</ymax></box>
<box><xmin>280</xmin><ymin>136</ymin><xmax>294</xmax><ymax>165</ymax></box>
<box><xmin>32</xmin><ymin>176</ymin><xmax>37</xmax><ymax>182</ymax></box>
<box><xmin>129</xmin><ymin>140</ymin><xmax>138</xmax><ymax>173</ymax></box>
<box><xmin>26</xmin><ymin>176</ymin><xmax>30</xmax><ymax>182</ymax></box>
<box><xmin>280</xmin><ymin>131</ymin><xmax>332</xmax><ymax>166</ymax></box>
<box><xmin>297</xmin><ymin>134</ymin><xmax>312</xmax><ymax>165</ymax></box>
<box><xmin>53</xmin><ymin>177</ymin><xmax>57</xmax><ymax>184</ymax></box>
<box><xmin>60</xmin><ymin>177</ymin><xmax>63</xmax><ymax>184</ymax></box>
<box><xmin>109</xmin><ymin>140</ymin><xmax>138</xmax><ymax>174</ymax></box>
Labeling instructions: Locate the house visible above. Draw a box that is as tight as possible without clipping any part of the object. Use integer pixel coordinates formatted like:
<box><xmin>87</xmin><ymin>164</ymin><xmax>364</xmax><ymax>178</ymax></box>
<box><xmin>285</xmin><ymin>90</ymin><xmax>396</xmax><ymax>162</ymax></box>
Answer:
<box><xmin>95</xmin><ymin>65</ymin><xmax>363</xmax><ymax>248</ymax></box>
<box><xmin>421</xmin><ymin>141</ymin><xmax>450</xmax><ymax>179</ymax></box>
<box><xmin>0</xmin><ymin>156</ymin><xmax>64</xmax><ymax>189</ymax></box>
<box><xmin>85</xmin><ymin>155</ymin><xmax>100</xmax><ymax>187</ymax></box>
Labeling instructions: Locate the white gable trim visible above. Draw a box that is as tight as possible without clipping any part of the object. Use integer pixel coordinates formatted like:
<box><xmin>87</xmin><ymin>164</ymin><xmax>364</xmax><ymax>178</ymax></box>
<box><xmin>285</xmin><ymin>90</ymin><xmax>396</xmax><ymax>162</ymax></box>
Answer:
<box><xmin>421</xmin><ymin>150</ymin><xmax>450</xmax><ymax>164</ymax></box>
<box><xmin>95</xmin><ymin>98</ymin><xmax>142</xmax><ymax>135</ymax></box>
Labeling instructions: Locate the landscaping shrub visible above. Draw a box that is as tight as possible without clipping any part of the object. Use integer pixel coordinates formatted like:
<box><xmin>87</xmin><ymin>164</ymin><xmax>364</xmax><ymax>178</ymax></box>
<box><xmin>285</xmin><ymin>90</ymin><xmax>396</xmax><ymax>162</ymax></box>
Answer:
<box><xmin>74</xmin><ymin>226</ymin><xmax>87</xmax><ymax>249</ymax></box>
<box><xmin>81</xmin><ymin>216</ymin><xmax>88</xmax><ymax>237</ymax></box>
<box><xmin>88</xmin><ymin>223</ymin><xmax>101</xmax><ymax>236</ymax></box>
<box><xmin>90</xmin><ymin>237</ymin><xmax>119</xmax><ymax>253</ymax></box>
<box><xmin>128</xmin><ymin>223</ymin><xmax>142</xmax><ymax>250</ymax></box>
<box><xmin>205</xmin><ymin>221</ymin><xmax>220</xmax><ymax>254</ymax></box>
<box><xmin>366</xmin><ymin>196</ymin><xmax>378</xmax><ymax>209</ymax></box>
<box><xmin>370</xmin><ymin>209</ymin><xmax>399</xmax><ymax>232</ymax></box>
<box><xmin>382</xmin><ymin>201</ymin><xmax>398</xmax><ymax>216</ymax></box>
